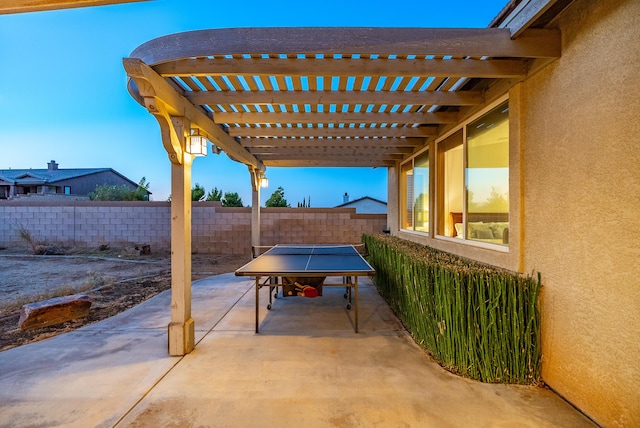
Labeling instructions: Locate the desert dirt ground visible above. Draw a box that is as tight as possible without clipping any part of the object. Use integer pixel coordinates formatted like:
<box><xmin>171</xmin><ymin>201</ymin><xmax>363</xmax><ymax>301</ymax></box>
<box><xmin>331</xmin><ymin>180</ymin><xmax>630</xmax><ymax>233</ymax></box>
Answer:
<box><xmin>0</xmin><ymin>245</ymin><xmax>250</xmax><ymax>352</ymax></box>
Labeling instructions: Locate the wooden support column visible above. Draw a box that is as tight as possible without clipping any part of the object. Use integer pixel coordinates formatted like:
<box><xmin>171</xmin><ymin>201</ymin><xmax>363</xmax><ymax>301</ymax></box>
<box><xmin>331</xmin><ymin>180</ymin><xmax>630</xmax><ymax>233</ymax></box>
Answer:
<box><xmin>166</xmin><ymin>116</ymin><xmax>195</xmax><ymax>356</ymax></box>
<box><xmin>249</xmin><ymin>167</ymin><xmax>263</xmax><ymax>250</ymax></box>
<box><xmin>168</xmin><ymin>157</ymin><xmax>195</xmax><ymax>355</ymax></box>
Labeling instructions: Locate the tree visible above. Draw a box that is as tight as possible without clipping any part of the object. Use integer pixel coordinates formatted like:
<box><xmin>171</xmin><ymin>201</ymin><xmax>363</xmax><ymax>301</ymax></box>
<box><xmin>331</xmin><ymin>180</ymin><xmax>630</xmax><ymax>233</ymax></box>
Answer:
<box><xmin>192</xmin><ymin>183</ymin><xmax>206</xmax><ymax>201</ymax></box>
<box><xmin>467</xmin><ymin>187</ymin><xmax>509</xmax><ymax>213</ymax></box>
<box><xmin>265</xmin><ymin>186</ymin><xmax>289</xmax><ymax>207</ymax></box>
<box><xmin>222</xmin><ymin>192</ymin><xmax>243</xmax><ymax>207</ymax></box>
<box><xmin>132</xmin><ymin>177</ymin><xmax>150</xmax><ymax>201</ymax></box>
<box><xmin>90</xmin><ymin>177</ymin><xmax>149</xmax><ymax>201</ymax></box>
<box><xmin>297</xmin><ymin>196</ymin><xmax>311</xmax><ymax>208</ymax></box>
<box><xmin>205</xmin><ymin>187</ymin><xmax>223</xmax><ymax>202</ymax></box>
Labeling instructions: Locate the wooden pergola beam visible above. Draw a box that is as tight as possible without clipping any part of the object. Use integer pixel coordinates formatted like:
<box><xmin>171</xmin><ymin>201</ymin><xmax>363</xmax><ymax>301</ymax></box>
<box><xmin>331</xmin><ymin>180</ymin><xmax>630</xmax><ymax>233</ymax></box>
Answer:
<box><xmin>214</xmin><ymin>111</ymin><xmax>457</xmax><ymax>125</ymax></box>
<box><xmin>262</xmin><ymin>157</ymin><xmax>399</xmax><ymax>167</ymax></box>
<box><xmin>131</xmin><ymin>28</ymin><xmax>560</xmax><ymax>64</ymax></box>
<box><xmin>156</xmin><ymin>57</ymin><xmax>527</xmax><ymax>79</ymax></box>
<box><xmin>265</xmin><ymin>159</ymin><xmax>397</xmax><ymax>167</ymax></box>
<box><xmin>0</xmin><ymin>0</ymin><xmax>148</xmax><ymax>14</ymax></box>
<box><xmin>185</xmin><ymin>90</ymin><xmax>483</xmax><ymax>107</ymax></box>
<box><xmin>247</xmin><ymin>146</ymin><xmax>415</xmax><ymax>156</ymax></box>
<box><xmin>240</xmin><ymin>137</ymin><xmax>426</xmax><ymax>148</ymax></box>
<box><xmin>228</xmin><ymin>126</ymin><xmax>437</xmax><ymax>138</ymax></box>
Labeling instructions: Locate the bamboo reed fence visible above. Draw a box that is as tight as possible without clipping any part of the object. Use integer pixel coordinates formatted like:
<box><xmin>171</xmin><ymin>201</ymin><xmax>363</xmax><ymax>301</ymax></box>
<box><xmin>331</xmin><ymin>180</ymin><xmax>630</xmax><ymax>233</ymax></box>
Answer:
<box><xmin>363</xmin><ymin>234</ymin><xmax>541</xmax><ymax>384</ymax></box>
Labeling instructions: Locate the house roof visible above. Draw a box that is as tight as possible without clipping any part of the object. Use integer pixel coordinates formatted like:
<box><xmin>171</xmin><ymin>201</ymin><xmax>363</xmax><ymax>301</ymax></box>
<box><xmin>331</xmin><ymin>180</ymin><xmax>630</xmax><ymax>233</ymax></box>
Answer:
<box><xmin>336</xmin><ymin>196</ymin><xmax>387</xmax><ymax>208</ymax></box>
<box><xmin>124</xmin><ymin>18</ymin><xmax>561</xmax><ymax>170</ymax></box>
<box><xmin>0</xmin><ymin>168</ymin><xmax>111</xmax><ymax>184</ymax></box>
<box><xmin>0</xmin><ymin>168</ymin><xmax>148</xmax><ymax>193</ymax></box>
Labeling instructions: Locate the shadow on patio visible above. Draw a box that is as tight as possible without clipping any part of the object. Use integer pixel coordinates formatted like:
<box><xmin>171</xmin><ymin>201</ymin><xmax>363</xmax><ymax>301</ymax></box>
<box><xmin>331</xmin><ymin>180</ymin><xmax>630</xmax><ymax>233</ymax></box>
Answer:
<box><xmin>0</xmin><ymin>273</ymin><xmax>594</xmax><ymax>427</ymax></box>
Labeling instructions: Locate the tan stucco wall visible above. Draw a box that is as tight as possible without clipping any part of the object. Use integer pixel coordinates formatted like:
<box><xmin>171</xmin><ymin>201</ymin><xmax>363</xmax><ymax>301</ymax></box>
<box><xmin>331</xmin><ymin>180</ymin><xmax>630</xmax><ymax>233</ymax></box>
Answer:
<box><xmin>521</xmin><ymin>0</ymin><xmax>640</xmax><ymax>425</ymax></box>
<box><xmin>387</xmin><ymin>0</ymin><xmax>639</xmax><ymax>424</ymax></box>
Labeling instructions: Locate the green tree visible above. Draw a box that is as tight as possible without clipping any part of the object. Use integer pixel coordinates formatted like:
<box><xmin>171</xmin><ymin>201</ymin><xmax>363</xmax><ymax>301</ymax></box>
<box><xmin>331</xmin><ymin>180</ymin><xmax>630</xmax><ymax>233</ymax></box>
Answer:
<box><xmin>265</xmin><ymin>186</ymin><xmax>289</xmax><ymax>207</ymax></box>
<box><xmin>192</xmin><ymin>183</ymin><xmax>206</xmax><ymax>201</ymax></box>
<box><xmin>205</xmin><ymin>187</ymin><xmax>223</xmax><ymax>201</ymax></box>
<box><xmin>222</xmin><ymin>192</ymin><xmax>243</xmax><ymax>207</ymax></box>
<box><xmin>90</xmin><ymin>177</ymin><xmax>149</xmax><ymax>201</ymax></box>
<box><xmin>468</xmin><ymin>187</ymin><xmax>509</xmax><ymax>213</ymax></box>
<box><xmin>297</xmin><ymin>196</ymin><xmax>311</xmax><ymax>208</ymax></box>
<box><xmin>132</xmin><ymin>177</ymin><xmax>150</xmax><ymax>201</ymax></box>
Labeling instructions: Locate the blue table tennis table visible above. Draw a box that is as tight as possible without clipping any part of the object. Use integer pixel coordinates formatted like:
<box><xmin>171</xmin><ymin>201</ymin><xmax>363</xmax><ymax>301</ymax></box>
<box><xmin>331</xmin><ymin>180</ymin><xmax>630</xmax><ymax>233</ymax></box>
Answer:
<box><xmin>235</xmin><ymin>244</ymin><xmax>375</xmax><ymax>333</ymax></box>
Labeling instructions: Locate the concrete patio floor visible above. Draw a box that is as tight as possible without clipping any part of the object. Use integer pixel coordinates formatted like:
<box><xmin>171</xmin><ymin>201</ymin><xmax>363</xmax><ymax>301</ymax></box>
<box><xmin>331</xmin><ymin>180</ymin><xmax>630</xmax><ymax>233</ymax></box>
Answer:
<box><xmin>0</xmin><ymin>273</ymin><xmax>595</xmax><ymax>428</ymax></box>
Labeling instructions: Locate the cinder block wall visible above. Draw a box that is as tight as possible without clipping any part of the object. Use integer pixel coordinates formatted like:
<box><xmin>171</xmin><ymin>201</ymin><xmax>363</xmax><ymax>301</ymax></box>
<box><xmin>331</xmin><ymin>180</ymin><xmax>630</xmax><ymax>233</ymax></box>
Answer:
<box><xmin>0</xmin><ymin>201</ymin><xmax>387</xmax><ymax>257</ymax></box>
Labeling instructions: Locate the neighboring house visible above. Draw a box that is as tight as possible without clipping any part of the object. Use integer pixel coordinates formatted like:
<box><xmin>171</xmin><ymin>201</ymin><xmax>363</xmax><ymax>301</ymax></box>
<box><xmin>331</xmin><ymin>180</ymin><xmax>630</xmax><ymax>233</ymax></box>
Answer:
<box><xmin>0</xmin><ymin>160</ymin><xmax>149</xmax><ymax>200</ymax></box>
<box><xmin>336</xmin><ymin>193</ymin><xmax>387</xmax><ymax>214</ymax></box>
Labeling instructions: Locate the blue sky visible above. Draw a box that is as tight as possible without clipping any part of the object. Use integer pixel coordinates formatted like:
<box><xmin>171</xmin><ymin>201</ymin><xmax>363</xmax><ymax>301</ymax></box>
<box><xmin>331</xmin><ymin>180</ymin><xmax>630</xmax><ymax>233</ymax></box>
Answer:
<box><xmin>0</xmin><ymin>0</ymin><xmax>507</xmax><ymax>206</ymax></box>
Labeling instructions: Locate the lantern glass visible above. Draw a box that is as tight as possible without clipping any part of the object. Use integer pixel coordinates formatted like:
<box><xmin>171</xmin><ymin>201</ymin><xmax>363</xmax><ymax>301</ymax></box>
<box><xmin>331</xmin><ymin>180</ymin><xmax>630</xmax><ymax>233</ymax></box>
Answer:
<box><xmin>187</xmin><ymin>132</ymin><xmax>208</xmax><ymax>156</ymax></box>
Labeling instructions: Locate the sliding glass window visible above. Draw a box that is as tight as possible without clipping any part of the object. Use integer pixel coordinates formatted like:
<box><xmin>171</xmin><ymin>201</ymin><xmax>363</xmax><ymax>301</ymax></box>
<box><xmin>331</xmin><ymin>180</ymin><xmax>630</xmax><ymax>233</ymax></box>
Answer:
<box><xmin>465</xmin><ymin>101</ymin><xmax>509</xmax><ymax>245</ymax></box>
<box><xmin>400</xmin><ymin>100</ymin><xmax>509</xmax><ymax>247</ymax></box>
<box><xmin>400</xmin><ymin>150</ymin><xmax>429</xmax><ymax>233</ymax></box>
<box><xmin>413</xmin><ymin>151</ymin><xmax>429</xmax><ymax>232</ymax></box>
<box><xmin>400</xmin><ymin>161</ymin><xmax>414</xmax><ymax>230</ymax></box>
<box><xmin>436</xmin><ymin>130</ymin><xmax>463</xmax><ymax>237</ymax></box>
<box><xmin>434</xmin><ymin>102</ymin><xmax>510</xmax><ymax>246</ymax></box>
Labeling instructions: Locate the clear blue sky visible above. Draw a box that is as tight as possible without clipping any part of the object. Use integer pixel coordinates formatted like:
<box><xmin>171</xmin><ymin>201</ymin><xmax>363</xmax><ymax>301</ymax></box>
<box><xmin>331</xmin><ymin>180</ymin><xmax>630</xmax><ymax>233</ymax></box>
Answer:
<box><xmin>0</xmin><ymin>0</ymin><xmax>507</xmax><ymax>206</ymax></box>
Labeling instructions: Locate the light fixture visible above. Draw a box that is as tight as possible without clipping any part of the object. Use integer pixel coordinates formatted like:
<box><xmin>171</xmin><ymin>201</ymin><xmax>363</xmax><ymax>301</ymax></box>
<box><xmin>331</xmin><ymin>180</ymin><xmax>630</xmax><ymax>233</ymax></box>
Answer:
<box><xmin>187</xmin><ymin>129</ymin><xmax>208</xmax><ymax>156</ymax></box>
<box><xmin>260</xmin><ymin>177</ymin><xmax>269</xmax><ymax>188</ymax></box>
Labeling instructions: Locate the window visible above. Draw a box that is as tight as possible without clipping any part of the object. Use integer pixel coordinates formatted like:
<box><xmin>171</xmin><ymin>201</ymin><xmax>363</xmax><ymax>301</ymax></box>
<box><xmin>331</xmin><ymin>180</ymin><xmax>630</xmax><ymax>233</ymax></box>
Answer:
<box><xmin>401</xmin><ymin>100</ymin><xmax>510</xmax><ymax>247</ymax></box>
<box><xmin>64</xmin><ymin>186</ymin><xmax>71</xmax><ymax>195</ymax></box>
<box><xmin>413</xmin><ymin>151</ymin><xmax>429</xmax><ymax>232</ymax></box>
<box><xmin>465</xmin><ymin>101</ymin><xmax>509</xmax><ymax>245</ymax></box>
<box><xmin>400</xmin><ymin>161</ymin><xmax>414</xmax><ymax>230</ymax></box>
<box><xmin>436</xmin><ymin>130</ymin><xmax>463</xmax><ymax>237</ymax></box>
<box><xmin>400</xmin><ymin>150</ymin><xmax>429</xmax><ymax>233</ymax></box>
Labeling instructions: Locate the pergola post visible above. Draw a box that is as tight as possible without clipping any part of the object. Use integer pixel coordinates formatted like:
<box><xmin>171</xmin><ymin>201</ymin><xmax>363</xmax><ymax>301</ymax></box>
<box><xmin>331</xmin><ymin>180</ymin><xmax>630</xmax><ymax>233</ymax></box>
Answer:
<box><xmin>249</xmin><ymin>167</ymin><xmax>262</xmax><ymax>251</ymax></box>
<box><xmin>166</xmin><ymin>116</ymin><xmax>195</xmax><ymax>356</ymax></box>
<box><xmin>168</xmin><ymin>159</ymin><xmax>195</xmax><ymax>355</ymax></box>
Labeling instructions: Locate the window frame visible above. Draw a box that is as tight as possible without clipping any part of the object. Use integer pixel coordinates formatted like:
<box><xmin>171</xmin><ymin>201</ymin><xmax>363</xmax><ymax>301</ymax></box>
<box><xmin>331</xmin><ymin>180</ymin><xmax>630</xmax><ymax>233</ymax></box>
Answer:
<box><xmin>398</xmin><ymin>96</ymin><xmax>512</xmax><ymax>253</ymax></box>
<box><xmin>399</xmin><ymin>146</ymin><xmax>431</xmax><ymax>235</ymax></box>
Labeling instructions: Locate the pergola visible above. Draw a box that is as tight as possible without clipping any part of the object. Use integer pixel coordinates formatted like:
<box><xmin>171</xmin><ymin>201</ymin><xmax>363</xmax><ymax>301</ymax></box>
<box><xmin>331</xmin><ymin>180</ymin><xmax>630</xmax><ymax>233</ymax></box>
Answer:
<box><xmin>0</xmin><ymin>0</ymin><xmax>148</xmax><ymax>14</ymax></box>
<box><xmin>123</xmin><ymin>26</ymin><xmax>560</xmax><ymax>355</ymax></box>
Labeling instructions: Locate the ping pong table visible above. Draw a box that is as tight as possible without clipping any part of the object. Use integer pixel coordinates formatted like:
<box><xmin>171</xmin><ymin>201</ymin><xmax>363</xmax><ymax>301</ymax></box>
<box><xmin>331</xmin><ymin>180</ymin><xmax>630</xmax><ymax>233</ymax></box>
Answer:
<box><xmin>235</xmin><ymin>244</ymin><xmax>375</xmax><ymax>333</ymax></box>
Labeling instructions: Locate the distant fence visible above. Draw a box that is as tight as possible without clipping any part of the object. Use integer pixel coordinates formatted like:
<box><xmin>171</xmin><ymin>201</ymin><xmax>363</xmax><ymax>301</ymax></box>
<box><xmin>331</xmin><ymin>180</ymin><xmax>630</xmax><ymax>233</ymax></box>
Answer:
<box><xmin>0</xmin><ymin>201</ymin><xmax>387</xmax><ymax>257</ymax></box>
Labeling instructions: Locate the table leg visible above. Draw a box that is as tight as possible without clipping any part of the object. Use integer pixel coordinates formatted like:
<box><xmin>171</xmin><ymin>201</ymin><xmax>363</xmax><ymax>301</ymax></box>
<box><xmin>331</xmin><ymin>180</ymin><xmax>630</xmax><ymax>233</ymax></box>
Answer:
<box><xmin>255</xmin><ymin>276</ymin><xmax>260</xmax><ymax>333</ymax></box>
<box><xmin>354</xmin><ymin>276</ymin><xmax>359</xmax><ymax>333</ymax></box>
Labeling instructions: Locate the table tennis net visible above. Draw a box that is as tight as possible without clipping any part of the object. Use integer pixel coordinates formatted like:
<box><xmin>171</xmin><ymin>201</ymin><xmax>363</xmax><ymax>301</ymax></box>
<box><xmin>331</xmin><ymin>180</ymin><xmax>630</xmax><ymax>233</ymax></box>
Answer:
<box><xmin>266</xmin><ymin>245</ymin><xmax>361</xmax><ymax>256</ymax></box>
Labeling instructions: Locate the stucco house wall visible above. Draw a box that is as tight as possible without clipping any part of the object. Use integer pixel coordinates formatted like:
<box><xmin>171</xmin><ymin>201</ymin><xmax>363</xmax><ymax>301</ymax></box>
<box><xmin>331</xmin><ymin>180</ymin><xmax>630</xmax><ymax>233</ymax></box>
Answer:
<box><xmin>521</xmin><ymin>0</ymin><xmax>639</xmax><ymax>424</ymax></box>
<box><xmin>387</xmin><ymin>0</ymin><xmax>639</xmax><ymax>424</ymax></box>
